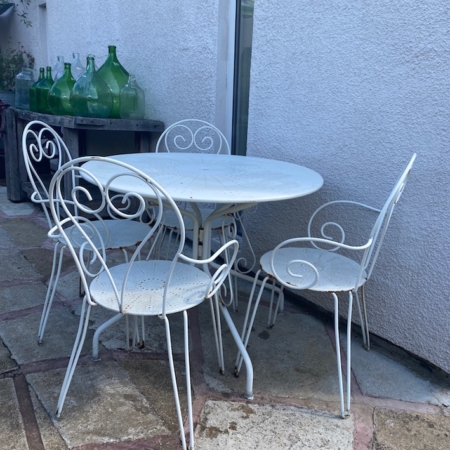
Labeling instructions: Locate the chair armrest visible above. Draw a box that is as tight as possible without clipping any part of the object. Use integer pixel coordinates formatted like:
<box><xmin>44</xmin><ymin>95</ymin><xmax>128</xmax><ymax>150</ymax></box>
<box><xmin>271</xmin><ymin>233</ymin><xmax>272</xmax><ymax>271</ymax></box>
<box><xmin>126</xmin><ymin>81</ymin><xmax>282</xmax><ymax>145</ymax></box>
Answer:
<box><xmin>307</xmin><ymin>200</ymin><xmax>381</xmax><ymax>251</ymax></box>
<box><xmin>179</xmin><ymin>239</ymin><xmax>239</xmax><ymax>299</ymax></box>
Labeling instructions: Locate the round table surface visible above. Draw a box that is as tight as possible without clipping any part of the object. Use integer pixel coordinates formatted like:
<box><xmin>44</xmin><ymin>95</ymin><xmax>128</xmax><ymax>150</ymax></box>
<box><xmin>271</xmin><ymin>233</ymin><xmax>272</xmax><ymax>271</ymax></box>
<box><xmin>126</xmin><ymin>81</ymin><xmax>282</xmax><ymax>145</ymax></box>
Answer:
<box><xmin>82</xmin><ymin>153</ymin><xmax>324</xmax><ymax>204</ymax></box>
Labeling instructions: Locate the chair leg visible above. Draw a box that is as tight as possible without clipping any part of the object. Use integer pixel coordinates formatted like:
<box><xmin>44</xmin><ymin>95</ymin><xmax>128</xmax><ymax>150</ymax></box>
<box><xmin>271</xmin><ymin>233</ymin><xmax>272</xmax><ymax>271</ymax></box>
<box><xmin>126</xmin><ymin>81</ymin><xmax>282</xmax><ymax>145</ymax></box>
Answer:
<box><xmin>268</xmin><ymin>280</ymin><xmax>284</xmax><ymax>328</ymax></box>
<box><xmin>359</xmin><ymin>285</ymin><xmax>370</xmax><ymax>350</ymax></box>
<box><xmin>332</xmin><ymin>291</ymin><xmax>352</xmax><ymax>419</ymax></box>
<box><xmin>183</xmin><ymin>310</ymin><xmax>194</xmax><ymax>450</ymax></box>
<box><xmin>38</xmin><ymin>242</ymin><xmax>65</xmax><ymax>344</ymax></box>
<box><xmin>56</xmin><ymin>299</ymin><xmax>92</xmax><ymax>417</ymax></box>
<box><xmin>163</xmin><ymin>315</ymin><xmax>188</xmax><ymax>450</ymax></box>
<box><xmin>235</xmin><ymin>271</ymin><xmax>268</xmax><ymax>374</ymax></box>
<box><xmin>209</xmin><ymin>296</ymin><xmax>225</xmax><ymax>373</ymax></box>
<box><xmin>220</xmin><ymin>302</ymin><xmax>253</xmax><ymax>400</ymax></box>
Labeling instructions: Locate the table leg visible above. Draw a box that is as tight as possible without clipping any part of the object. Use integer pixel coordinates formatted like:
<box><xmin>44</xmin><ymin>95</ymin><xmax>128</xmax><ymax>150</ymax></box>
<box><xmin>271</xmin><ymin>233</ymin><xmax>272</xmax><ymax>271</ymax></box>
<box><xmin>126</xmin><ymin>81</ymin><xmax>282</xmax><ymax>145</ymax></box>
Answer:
<box><xmin>220</xmin><ymin>302</ymin><xmax>254</xmax><ymax>399</ymax></box>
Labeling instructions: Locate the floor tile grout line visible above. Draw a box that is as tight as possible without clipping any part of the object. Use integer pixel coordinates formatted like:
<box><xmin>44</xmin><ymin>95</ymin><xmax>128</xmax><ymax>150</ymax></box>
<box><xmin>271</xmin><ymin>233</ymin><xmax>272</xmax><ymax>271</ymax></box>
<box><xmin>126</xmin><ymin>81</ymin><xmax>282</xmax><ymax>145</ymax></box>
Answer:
<box><xmin>13</xmin><ymin>374</ymin><xmax>46</xmax><ymax>450</ymax></box>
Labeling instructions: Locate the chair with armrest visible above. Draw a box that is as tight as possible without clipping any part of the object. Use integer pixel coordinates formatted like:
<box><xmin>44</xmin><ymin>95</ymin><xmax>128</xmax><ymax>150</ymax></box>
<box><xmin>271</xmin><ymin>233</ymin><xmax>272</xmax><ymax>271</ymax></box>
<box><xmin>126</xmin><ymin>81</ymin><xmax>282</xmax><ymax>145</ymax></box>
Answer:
<box><xmin>235</xmin><ymin>154</ymin><xmax>416</xmax><ymax>418</ymax></box>
<box><xmin>49</xmin><ymin>155</ymin><xmax>241</xmax><ymax>450</ymax></box>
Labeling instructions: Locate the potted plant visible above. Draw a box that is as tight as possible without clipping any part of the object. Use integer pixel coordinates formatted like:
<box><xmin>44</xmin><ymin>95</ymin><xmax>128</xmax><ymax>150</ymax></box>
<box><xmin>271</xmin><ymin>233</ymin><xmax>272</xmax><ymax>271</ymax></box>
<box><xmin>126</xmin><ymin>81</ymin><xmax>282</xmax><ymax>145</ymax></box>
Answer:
<box><xmin>0</xmin><ymin>0</ymin><xmax>31</xmax><ymax>27</ymax></box>
<box><xmin>0</xmin><ymin>41</ymin><xmax>34</xmax><ymax>105</ymax></box>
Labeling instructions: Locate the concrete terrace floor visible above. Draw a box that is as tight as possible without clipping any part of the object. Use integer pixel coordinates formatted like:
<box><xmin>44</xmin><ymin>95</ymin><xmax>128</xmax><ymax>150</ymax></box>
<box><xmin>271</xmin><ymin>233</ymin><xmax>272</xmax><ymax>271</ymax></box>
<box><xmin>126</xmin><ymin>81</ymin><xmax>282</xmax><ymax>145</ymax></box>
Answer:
<box><xmin>0</xmin><ymin>185</ymin><xmax>450</xmax><ymax>449</ymax></box>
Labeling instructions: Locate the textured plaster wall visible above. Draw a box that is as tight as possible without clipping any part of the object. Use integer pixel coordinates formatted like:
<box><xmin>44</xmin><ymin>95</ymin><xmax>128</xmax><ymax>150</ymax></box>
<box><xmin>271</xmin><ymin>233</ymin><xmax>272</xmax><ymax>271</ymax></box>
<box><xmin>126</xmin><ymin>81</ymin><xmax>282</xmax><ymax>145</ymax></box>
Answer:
<box><xmin>245</xmin><ymin>1</ymin><xmax>450</xmax><ymax>372</ymax></box>
<box><xmin>27</xmin><ymin>0</ymin><xmax>221</xmax><ymax>126</ymax></box>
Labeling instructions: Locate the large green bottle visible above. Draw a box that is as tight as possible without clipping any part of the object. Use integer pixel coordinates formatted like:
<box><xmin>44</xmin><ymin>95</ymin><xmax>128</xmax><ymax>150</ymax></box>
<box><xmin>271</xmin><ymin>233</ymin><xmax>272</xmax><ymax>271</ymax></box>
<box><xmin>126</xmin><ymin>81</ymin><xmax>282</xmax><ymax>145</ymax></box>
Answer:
<box><xmin>70</xmin><ymin>55</ymin><xmax>113</xmax><ymax>118</ymax></box>
<box><xmin>36</xmin><ymin>66</ymin><xmax>54</xmax><ymax>114</ymax></box>
<box><xmin>29</xmin><ymin>67</ymin><xmax>44</xmax><ymax>112</ymax></box>
<box><xmin>48</xmin><ymin>63</ymin><xmax>76</xmax><ymax>116</ymax></box>
<box><xmin>97</xmin><ymin>45</ymin><xmax>129</xmax><ymax>118</ymax></box>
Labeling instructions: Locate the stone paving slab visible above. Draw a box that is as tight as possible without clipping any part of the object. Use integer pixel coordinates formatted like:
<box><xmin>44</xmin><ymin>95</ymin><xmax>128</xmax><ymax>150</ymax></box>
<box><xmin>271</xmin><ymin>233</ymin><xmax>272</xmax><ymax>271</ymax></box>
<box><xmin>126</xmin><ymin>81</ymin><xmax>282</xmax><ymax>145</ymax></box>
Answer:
<box><xmin>374</xmin><ymin>408</ymin><xmax>450</xmax><ymax>450</ymax></box>
<box><xmin>1</xmin><ymin>218</ymin><xmax>49</xmax><ymax>247</ymax></box>
<box><xmin>0</xmin><ymin>339</ymin><xmax>17</xmax><ymax>374</ymax></box>
<box><xmin>30</xmin><ymin>390</ymin><xmax>69</xmax><ymax>450</ymax></box>
<box><xmin>0</xmin><ymin>283</ymin><xmax>49</xmax><ymax>314</ymax></box>
<box><xmin>0</xmin><ymin>308</ymin><xmax>92</xmax><ymax>365</ymax></box>
<box><xmin>0</xmin><ymin>379</ymin><xmax>28</xmax><ymax>450</ymax></box>
<box><xmin>195</xmin><ymin>400</ymin><xmax>354</xmax><ymax>449</ymax></box>
<box><xmin>0</xmin><ymin>190</ymin><xmax>36</xmax><ymax>217</ymax></box>
<box><xmin>27</xmin><ymin>361</ymin><xmax>170</xmax><ymax>448</ymax></box>
<box><xmin>0</xmin><ymin>250</ymin><xmax>41</xmax><ymax>282</ymax></box>
<box><xmin>200</xmin><ymin>299</ymin><xmax>340</xmax><ymax>405</ymax></box>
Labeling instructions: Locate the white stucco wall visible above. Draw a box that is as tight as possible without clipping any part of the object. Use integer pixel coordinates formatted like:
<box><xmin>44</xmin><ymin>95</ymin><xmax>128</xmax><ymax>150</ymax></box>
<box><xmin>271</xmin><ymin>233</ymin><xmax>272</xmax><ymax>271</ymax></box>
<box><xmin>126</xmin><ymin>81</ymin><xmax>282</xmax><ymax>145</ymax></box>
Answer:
<box><xmin>245</xmin><ymin>1</ymin><xmax>450</xmax><ymax>372</ymax></box>
<box><xmin>4</xmin><ymin>0</ymin><xmax>224</xmax><ymax>126</ymax></box>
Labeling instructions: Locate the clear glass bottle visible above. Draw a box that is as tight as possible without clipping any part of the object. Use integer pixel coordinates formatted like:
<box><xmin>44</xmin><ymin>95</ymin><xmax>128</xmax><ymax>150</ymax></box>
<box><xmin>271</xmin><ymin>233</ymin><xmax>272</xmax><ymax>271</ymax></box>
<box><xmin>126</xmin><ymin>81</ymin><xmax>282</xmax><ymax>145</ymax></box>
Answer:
<box><xmin>36</xmin><ymin>66</ymin><xmax>54</xmax><ymax>114</ymax></box>
<box><xmin>70</xmin><ymin>55</ymin><xmax>113</xmax><ymax>118</ymax></box>
<box><xmin>48</xmin><ymin>63</ymin><xmax>76</xmax><ymax>116</ymax></box>
<box><xmin>119</xmin><ymin>74</ymin><xmax>145</xmax><ymax>119</ymax></box>
<box><xmin>29</xmin><ymin>67</ymin><xmax>45</xmax><ymax>112</ymax></box>
<box><xmin>70</xmin><ymin>52</ymin><xmax>85</xmax><ymax>80</ymax></box>
<box><xmin>53</xmin><ymin>55</ymin><xmax>65</xmax><ymax>81</ymax></box>
<box><xmin>15</xmin><ymin>67</ymin><xmax>35</xmax><ymax>110</ymax></box>
<box><xmin>97</xmin><ymin>45</ymin><xmax>129</xmax><ymax>118</ymax></box>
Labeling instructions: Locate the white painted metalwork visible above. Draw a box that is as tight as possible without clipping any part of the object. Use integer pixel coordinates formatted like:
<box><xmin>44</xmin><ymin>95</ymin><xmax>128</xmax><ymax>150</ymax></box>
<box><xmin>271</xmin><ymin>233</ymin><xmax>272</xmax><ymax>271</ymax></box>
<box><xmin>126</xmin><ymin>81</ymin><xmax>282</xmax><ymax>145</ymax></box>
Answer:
<box><xmin>82</xmin><ymin>152</ymin><xmax>323</xmax><ymax>388</ymax></box>
<box><xmin>155</xmin><ymin>119</ymin><xmax>254</xmax><ymax>311</ymax></box>
<box><xmin>49</xmin><ymin>156</ymin><xmax>241</xmax><ymax>450</ymax></box>
<box><xmin>235</xmin><ymin>154</ymin><xmax>416</xmax><ymax>419</ymax></box>
<box><xmin>21</xmin><ymin>120</ymin><xmax>151</xmax><ymax>345</ymax></box>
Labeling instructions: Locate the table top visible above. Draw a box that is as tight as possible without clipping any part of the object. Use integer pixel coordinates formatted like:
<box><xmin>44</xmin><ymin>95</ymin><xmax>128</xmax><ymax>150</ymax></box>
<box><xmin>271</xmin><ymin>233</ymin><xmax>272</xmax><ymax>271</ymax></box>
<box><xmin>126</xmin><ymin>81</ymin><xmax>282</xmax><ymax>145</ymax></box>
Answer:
<box><xmin>83</xmin><ymin>153</ymin><xmax>323</xmax><ymax>204</ymax></box>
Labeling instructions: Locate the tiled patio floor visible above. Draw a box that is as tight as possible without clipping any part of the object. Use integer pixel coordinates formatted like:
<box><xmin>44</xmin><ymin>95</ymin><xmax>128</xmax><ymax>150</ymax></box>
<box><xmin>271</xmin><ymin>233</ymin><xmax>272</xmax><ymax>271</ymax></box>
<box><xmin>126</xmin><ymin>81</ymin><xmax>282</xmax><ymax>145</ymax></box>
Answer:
<box><xmin>0</xmin><ymin>186</ymin><xmax>449</xmax><ymax>449</ymax></box>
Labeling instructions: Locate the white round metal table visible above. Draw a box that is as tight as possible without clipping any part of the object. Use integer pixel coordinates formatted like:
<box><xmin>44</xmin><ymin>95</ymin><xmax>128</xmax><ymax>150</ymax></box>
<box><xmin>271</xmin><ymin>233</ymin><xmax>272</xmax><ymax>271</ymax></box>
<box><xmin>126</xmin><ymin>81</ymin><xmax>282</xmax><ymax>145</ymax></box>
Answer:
<box><xmin>82</xmin><ymin>152</ymin><xmax>323</xmax><ymax>399</ymax></box>
<box><xmin>84</xmin><ymin>153</ymin><xmax>323</xmax><ymax>258</ymax></box>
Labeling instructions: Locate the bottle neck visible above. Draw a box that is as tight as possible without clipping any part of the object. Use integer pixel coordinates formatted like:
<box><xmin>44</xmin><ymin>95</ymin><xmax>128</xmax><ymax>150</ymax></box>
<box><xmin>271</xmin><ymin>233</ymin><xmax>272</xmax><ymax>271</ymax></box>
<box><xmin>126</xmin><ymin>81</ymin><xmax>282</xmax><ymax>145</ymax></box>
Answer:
<box><xmin>86</xmin><ymin>57</ymin><xmax>96</xmax><ymax>71</ymax></box>
<box><xmin>108</xmin><ymin>46</ymin><xmax>117</xmax><ymax>58</ymax></box>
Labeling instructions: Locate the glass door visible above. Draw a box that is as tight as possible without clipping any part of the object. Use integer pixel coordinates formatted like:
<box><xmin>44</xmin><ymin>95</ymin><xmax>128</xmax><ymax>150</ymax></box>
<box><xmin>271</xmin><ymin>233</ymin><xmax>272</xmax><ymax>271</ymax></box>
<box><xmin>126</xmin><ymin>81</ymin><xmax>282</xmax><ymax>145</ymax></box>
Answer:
<box><xmin>232</xmin><ymin>0</ymin><xmax>254</xmax><ymax>155</ymax></box>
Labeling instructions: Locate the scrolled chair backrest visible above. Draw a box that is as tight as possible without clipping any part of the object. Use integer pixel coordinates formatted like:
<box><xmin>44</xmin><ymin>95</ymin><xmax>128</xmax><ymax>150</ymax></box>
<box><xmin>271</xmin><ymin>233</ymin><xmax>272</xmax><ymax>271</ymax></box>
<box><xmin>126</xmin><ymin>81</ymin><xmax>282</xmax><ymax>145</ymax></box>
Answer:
<box><xmin>48</xmin><ymin>156</ymin><xmax>186</xmax><ymax>312</ymax></box>
<box><xmin>361</xmin><ymin>153</ymin><xmax>416</xmax><ymax>281</ymax></box>
<box><xmin>155</xmin><ymin>119</ymin><xmax>230</xmax><ymax>155</ymax></box>
<box><xmin>271</xmin><ymin>154</ymin><xmax>416</xmax><ymax>291</ymax></box>
<box><xmin>22</xmin><ymin>120</ymin><xmax>74</xmax><ymax>227</ymax></box>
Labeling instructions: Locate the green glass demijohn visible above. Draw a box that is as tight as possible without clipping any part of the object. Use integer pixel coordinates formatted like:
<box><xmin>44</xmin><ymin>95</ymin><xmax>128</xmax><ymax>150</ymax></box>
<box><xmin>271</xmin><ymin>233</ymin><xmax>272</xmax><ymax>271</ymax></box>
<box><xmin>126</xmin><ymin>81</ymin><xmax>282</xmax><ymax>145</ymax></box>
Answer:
<box><xmin>29</xmin><ymin>67</ymin><xmax>45</xmax><ymax>112</ymax></box>
<box><xmin>97</xmin><ymin>45</ymin><xmax>129</xmax><ymax>118</ymax></box>
<box><xmin>70</xmin><ymin>55</ymin><xmax>113</xmax><ymax>118</ymax></box>
<box><xmin>48</xmin><ymin>63</ymin><xmax>76</xmax><ymax>116</ymax></box>
<box><xmin>36</xmin><ymin>66</ymin><xmax>54</xmax><ymax>114</ymax></box>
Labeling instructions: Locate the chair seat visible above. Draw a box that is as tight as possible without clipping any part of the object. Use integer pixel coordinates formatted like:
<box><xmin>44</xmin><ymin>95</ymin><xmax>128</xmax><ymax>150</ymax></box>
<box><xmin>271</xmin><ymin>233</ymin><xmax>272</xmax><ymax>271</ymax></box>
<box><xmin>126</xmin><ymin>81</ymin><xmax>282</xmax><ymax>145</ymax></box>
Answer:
<box><xmin>58</xmin><ymin>219</ymin><xmax>150</xmax><ymax>250</ymax></box>
<box><xmin>260</xmin><ymin>247</ymin><xmax>367</xmax><ymax>292</ymax></box>
<box><xmin>163</xmin><ymin>208</ymin><xmax>234</xmax><ymax>231</ymax></box>
<box><xmin>90</xmin><ymin>260</ymin><xmax>211</xmax><ymax>315</ymax></box>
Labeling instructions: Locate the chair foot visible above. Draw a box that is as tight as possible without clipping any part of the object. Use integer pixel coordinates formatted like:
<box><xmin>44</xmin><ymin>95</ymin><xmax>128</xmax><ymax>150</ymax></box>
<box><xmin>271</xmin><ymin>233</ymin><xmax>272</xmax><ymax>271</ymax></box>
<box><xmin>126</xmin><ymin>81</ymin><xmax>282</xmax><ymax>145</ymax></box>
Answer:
<box><xmin>244</xmin><ymin>392</ymin><xmax>254</xmax><ymax>400</ymax></box>
<box><xmin>91</xmin><ymin>355</ymin><xmax>101</xmax><ymax>362</ymax></box>
<box><xmin>38</xmin><ymin>339</ymin><xmax>43</xmax><ymax>345</ymax></box>
<box><xmin>234</xmin><ymin>367</ymin><xmax>240</xmax><ymax>378</ymax></box>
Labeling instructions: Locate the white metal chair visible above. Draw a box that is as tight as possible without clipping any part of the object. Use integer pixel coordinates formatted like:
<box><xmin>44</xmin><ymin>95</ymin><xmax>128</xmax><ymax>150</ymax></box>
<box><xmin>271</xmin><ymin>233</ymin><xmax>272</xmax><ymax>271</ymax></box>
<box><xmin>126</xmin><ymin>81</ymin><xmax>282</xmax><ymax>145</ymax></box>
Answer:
<box><xmin>155</xmin><ymin>119</ymin><xmax>257</xmax><ymax>310</ymax></box>
<box><xmin>22</xmin><ymin>120</ymin><xmax>151</xmax><ymax>345</ymax></box>
<box><xmin>236</xmin><ymin>154</ymin><xmax>416</xmax><ymax>418</ymax></box>
<box><xmin>48</xmin><ymin>156</ymin><xmax>239</xmax><ymax>450</ymax></box>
